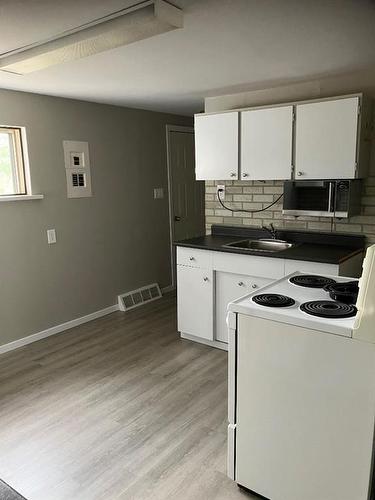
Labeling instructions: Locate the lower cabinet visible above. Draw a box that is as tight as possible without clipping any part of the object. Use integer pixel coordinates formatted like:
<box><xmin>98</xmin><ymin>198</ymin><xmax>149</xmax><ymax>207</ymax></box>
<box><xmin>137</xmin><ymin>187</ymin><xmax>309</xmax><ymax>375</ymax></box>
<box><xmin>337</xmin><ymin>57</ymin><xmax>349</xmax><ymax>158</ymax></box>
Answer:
<box><xmin>176</xmin><ymin>246</ymin><xmax>363</xmax><ymax>349</ymax></box>
<box><xmin>177</xmin><ymin>265</ymin><xmax>214</xmax><ymax>341</ymax></box>
<box><xmin>215</xmin><ymin>272</ymin><xmax>272</xmax><ymax>343</ymax></box>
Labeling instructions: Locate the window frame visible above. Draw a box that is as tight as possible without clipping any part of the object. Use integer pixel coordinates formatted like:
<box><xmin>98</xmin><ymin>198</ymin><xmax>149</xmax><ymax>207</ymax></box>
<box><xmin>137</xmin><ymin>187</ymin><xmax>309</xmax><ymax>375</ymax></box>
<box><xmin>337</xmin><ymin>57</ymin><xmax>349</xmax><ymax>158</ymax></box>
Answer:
<box><xmin>0</xmin><ymin>126</ymin><xmax>27</xmax><ymax>196</ymax></box>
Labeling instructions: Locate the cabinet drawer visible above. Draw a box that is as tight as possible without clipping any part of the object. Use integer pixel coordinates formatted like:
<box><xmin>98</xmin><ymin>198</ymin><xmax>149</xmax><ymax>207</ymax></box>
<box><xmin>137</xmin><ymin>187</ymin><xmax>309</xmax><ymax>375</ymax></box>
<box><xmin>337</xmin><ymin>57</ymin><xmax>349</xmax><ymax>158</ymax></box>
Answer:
<box><xmin>177</xmin><ymin>246</ymin><xmax>212</xmax><ymax>269</ymax></box>
<box><xmin>284</xmin><ymin>259</ymin><xmax>338</xmax><ymax>276</ymax></box>
<box><xmin>213</xmin><ymin>251</ymin><xmax>284</xmax><ymax>279</ymax></box>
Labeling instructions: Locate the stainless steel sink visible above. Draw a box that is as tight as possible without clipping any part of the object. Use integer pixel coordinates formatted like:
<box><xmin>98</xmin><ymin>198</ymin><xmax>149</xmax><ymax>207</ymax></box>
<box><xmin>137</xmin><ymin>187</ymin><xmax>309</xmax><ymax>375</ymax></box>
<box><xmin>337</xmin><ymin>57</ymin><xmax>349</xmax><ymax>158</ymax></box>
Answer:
<box><xmin>223</xmin><ymin>238</ymin><xmax>293</xmax><ymax>252</ymax></box>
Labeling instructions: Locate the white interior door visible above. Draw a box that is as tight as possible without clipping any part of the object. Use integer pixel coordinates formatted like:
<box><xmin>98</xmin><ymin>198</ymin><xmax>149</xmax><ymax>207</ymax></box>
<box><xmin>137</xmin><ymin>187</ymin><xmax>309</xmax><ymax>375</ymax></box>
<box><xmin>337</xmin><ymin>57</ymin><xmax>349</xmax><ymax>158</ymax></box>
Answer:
<box><xmin>195</xmin><ymin>112</ymin><xmax>238</xmax><ymax>180</ymax></box>
<box><xmin>241</xmin><ymin>106</ymin><xmax>293</xmax><ymax>180</ymax></box>
<box><xmin>295</xmin><ymin>97</ymin><xmax>359</xmax><ymax>179</ymax></box>
<box><xmin>177</xmin><ymin>266</ymin><xmax>213</xmax><ymax>340</ymax></box>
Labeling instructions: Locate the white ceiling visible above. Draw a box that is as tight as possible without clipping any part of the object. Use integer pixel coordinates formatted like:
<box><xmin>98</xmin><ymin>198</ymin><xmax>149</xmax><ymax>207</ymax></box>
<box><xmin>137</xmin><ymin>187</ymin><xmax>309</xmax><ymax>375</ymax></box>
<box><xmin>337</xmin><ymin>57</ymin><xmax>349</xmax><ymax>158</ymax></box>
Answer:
<box><xmin>1</xmin><ymin>0</ymin><xmax>375</xmax><ymax>115</ymax></box>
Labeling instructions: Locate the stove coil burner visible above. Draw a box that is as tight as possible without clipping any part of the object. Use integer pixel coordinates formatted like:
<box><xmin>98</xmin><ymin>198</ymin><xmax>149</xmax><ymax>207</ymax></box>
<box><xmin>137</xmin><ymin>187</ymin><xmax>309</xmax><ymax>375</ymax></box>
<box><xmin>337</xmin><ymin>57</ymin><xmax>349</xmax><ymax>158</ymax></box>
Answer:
<box><xmin>252</xmin><ymin>294</ymin><xmax>295</xmax><ymax>308</ymax></box>
<box><xmin>289</xmin><ymin>275</ymin><xmax>337</xmax><ymax>289</ymax></box>
<box><xmin>300</xmin><ymin>300</ymin><xmax>357</xmax><ymax>318</ymax></box>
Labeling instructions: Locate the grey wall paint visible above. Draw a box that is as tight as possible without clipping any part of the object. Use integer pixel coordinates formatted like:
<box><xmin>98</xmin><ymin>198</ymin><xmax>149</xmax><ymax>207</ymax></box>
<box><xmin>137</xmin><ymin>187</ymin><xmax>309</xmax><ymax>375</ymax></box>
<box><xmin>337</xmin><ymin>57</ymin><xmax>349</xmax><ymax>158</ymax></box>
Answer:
<box><xmin>0</xmin><ymin>89</ymin><xmax>191</xmax><ymax>346</ymax></box>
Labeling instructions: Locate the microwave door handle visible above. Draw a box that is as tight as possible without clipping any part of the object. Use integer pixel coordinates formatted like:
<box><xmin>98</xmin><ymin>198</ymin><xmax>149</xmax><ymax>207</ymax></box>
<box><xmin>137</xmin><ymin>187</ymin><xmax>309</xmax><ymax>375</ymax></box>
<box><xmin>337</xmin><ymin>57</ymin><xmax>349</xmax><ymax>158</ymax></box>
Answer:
<box><xmin>328</xmin><ymin>182</ymin><xmax>335</xmax><ymax>214</ymax></box>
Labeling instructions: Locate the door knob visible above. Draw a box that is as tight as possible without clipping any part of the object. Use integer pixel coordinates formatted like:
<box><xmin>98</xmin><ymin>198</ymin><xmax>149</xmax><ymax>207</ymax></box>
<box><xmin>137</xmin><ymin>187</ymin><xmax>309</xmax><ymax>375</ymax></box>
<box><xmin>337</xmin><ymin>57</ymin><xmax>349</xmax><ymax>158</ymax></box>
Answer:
<box><xmin>252</xmin><ymin>284</ymin><xmax>257</xmax><ymax>289</ymax></box>
<box><xmin>242</xmin><ymin>173</ymin><xmax>249</xmax><ymax>178</ymax></box>
<box><xmin>297</xmin><ymin>171</ymin><xmax>304</xmax><ymax>176</ymax></box>
<box><xmin>189</xmin><ymin>256</ymin><xmax>195</xmax><ymax>261</ymax></box>
<box><xmin>230</xmin><ymin>172</ymin><xmax>236</xmax><ymax>177</ymax></box>
<box><xmin>174</xmin><ymin>216</ymin><xmax>181</xmax><ymax>221</ymax></box>
<box><xmin>238</xmin><ymin>281</ymin><xmax>245</xmax><ymax>286</ymax></box>
<box><xmin>203</xmin><ymin>277</ymin><xmax>209</xmax><ymax>282</ymax></box>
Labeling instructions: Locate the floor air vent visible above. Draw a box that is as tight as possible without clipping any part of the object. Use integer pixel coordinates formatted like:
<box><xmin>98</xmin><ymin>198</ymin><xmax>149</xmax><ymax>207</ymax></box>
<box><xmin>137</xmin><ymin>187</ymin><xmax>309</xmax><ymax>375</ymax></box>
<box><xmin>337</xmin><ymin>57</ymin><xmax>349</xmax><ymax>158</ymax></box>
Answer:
<box><xmin>118</xmin><ymin>283</ymin><xmax>162</xmax><ymax>311</ymax></box>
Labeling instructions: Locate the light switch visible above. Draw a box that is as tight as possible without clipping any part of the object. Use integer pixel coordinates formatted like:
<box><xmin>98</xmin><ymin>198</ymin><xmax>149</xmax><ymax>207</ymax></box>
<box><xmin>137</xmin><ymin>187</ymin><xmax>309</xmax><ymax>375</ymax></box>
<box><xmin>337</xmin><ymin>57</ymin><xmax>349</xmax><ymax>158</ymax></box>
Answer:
<box><xmin>153</xmin><ymin>187</ymin><xmax>164</xmax><ymax>199</ymax></box>
<box><xmin>47</xmin><ymin>229</ymin><xmax>57</xmax><ymax>244</ymax></box>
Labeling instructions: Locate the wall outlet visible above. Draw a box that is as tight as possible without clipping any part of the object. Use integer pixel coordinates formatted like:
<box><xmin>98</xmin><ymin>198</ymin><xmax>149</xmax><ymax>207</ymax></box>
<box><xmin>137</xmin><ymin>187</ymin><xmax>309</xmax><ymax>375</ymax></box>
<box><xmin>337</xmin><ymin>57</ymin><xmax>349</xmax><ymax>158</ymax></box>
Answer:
<box><xmin>217</xmin><ymin>184</ymin><xmax>225</xmax><ymax>201</ymax></box>
<box><xmin>47</xmin><ymin>229</ymin><xmax>57</xmax><ymax>244</ymax></box>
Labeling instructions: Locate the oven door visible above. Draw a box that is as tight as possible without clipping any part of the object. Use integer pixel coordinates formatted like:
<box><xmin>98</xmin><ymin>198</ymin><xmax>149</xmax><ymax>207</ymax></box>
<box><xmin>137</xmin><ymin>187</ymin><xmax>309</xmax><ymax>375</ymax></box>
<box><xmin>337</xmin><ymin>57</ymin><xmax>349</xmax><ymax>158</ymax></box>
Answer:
<box><xmin>282</xmin><ymin>181</ymin><xmax>335</xmax><ymax>217</ymax></box>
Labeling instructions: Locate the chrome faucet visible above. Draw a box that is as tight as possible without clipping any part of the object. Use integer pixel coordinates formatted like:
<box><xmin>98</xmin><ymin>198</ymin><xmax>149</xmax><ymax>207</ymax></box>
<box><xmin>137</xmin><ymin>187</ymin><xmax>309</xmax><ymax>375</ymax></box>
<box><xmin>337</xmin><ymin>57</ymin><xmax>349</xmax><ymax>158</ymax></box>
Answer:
<box><xmin>262</xmin><ymin>223</ymin><xmax>277</xmax><ymax>239</ymax></box>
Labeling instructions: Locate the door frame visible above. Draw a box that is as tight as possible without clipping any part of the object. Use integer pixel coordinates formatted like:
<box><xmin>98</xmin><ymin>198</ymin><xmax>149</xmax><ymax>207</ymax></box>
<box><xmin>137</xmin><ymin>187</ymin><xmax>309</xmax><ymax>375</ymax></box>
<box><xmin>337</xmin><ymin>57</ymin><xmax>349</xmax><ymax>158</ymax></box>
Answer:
<box><xmin>166</xmin><ymin>124</ymin><xmax>195</xmax><ymax>289</ymax></box>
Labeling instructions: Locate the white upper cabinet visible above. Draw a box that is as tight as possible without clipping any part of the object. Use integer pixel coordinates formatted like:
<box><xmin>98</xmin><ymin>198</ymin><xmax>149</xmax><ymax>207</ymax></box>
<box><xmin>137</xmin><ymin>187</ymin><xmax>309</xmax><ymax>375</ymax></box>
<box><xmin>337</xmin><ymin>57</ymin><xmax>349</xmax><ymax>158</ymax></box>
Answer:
<box><xmin>241</xmin><ymin>106</ymin><xmax>293</xmax><ymax>180</ymax></box>
<box><xmin>195</xmin><ymin>112</ymin><xmax>238</xmax><ymax>180</ymax></box>
<box><xmin>295</xmin><ymin>97</ymin><xmax>360</xmax><ymax>180</ymax></box>
<box><xmin>195</xmin><ymin>95</ymin><xmax>367</xmax><ymax>181</ymax></box>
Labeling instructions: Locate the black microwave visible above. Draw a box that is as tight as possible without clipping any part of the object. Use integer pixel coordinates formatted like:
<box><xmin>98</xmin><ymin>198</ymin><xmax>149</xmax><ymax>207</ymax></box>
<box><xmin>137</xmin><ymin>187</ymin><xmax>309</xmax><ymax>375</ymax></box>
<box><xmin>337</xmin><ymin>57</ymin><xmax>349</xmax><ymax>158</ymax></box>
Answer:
<box><xmin>282</xmin><ymin>180</ymin><xmax>362</xmax><ymax>218</ymax></box>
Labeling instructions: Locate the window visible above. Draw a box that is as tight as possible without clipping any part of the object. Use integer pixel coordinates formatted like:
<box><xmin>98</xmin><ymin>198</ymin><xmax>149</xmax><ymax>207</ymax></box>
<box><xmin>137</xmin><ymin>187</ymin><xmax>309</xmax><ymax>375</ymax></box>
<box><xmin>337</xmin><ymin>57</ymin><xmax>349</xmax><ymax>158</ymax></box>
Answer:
<box><xmin>0</xmin><ymin>127</ymin><xmax>26</xmax><ymax>196</ymax></box>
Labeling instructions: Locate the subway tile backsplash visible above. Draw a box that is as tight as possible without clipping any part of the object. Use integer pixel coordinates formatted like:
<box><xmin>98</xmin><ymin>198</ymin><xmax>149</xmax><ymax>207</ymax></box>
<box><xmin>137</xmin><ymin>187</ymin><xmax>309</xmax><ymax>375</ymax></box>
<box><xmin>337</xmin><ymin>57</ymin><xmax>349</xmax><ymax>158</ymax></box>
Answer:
<box><xmin>205</xmin><ymin>129</ymin><xmax>375</xmax><ymax>243</ymax></box>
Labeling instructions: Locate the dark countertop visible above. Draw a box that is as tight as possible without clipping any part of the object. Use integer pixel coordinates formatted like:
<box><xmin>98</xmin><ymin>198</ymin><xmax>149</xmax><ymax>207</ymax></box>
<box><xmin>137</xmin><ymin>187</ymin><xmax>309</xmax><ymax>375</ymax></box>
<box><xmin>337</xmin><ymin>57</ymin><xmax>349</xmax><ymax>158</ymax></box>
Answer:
<box><xmin>174</xmin><ymin>225</ymin><xmax>365</xmax><ymax>265</ymax></box>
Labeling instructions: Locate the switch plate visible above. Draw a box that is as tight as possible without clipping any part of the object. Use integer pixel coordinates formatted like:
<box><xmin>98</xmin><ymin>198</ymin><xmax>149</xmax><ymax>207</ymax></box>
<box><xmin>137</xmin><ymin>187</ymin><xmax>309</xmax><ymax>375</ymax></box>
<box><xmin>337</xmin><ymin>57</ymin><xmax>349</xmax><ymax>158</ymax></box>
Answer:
<box><xmin>217</xmin><ymin>184</ymin><xmax>225</xmax><ymax>200</ymax></box>
<box><xmin>47</xmin><ymin>229</ymin><xmax>57</xmax><ymax>244</ymax></box>
<box><xmin>153</xmin><ymin>187</ymin><xmax>164</xmax><ymax>199</ymax></box>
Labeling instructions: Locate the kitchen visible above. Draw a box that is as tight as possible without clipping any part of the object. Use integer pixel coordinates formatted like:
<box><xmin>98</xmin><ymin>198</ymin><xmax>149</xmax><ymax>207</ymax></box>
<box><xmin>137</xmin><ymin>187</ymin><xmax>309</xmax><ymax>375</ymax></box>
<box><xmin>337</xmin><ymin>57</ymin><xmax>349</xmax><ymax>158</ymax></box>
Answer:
<box><xmin>174</xmin><ymin>91</ymin><xmax>375</xmax><ymax>499</ymax></box>
<box><xmin>0</xmin><ymin>2</ymin><xmax>375</xmax><ymax>500</ymax></box>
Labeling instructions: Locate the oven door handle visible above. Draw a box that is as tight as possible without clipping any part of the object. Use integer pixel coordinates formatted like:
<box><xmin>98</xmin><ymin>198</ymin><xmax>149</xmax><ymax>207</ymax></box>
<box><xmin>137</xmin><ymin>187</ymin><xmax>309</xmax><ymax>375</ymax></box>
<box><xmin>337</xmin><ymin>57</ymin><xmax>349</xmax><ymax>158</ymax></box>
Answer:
<box><xmin>328</xmin><ymin>182</ymin><xmax>335</xmax><ymax>215</ymax></box>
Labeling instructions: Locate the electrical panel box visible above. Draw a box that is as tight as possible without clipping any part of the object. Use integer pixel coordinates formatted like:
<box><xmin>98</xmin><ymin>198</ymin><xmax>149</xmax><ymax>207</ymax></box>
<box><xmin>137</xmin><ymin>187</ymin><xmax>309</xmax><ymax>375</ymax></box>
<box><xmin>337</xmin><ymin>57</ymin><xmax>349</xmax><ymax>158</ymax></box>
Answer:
<box><xmin>63</xmin><ymin>140</ymin><xmax>92</xmax><ymax>198</ymax></box>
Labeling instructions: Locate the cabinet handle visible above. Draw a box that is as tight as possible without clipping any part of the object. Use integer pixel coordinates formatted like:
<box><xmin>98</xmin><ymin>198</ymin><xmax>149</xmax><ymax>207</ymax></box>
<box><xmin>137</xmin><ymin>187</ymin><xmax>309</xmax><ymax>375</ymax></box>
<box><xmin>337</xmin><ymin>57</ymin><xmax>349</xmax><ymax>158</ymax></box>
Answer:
<box><xmin>230</xmin><ymin>172</ymin><xmax>236</xmax><ymax>177</ymax></box>
<box><xmin>252</xmin><ymin>284</ymin><xmax>257</xmax><ymax>289</ymax></box>
<box><xmin>203</xmin><ymin>277</ymin><xmax>209</xmax><ymax>282</ymax></box>
<box><xmin>242</xmin><ymin>173</ymin><xmax>249</xmax><ymax>178</ymax></box>
<box><xmin>297</xmin><ymin>171</ymin><xmax>304</xmax><ymax>176</ymax></box>
<box><xmin>238</xmin><ymin>281</ymin><xmax>245</xmax><ymax>286</ymax></box>
<box><xmin>189</xmin><ymin>256</ymin><xmax>195</xmax><ymax>261</ymax></box>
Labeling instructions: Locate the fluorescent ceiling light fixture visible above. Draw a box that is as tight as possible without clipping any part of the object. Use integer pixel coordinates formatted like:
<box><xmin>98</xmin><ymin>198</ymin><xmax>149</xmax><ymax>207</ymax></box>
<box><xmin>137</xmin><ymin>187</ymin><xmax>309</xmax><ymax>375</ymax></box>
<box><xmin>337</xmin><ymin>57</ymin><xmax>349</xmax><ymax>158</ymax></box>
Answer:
<box><xmin>0</xmin><ymin>0</ymin><xmax>183</xmax><ymax>75</ymax></box>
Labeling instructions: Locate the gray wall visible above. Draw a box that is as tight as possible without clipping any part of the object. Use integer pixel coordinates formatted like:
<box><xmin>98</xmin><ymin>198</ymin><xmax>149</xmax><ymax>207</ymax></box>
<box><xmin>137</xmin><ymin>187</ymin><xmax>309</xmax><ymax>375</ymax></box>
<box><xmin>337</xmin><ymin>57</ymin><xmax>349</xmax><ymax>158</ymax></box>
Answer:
<box><xmin>0</xmin><ymin>89</ymin><xmax>191</xmax><ymax>346</ymax></box>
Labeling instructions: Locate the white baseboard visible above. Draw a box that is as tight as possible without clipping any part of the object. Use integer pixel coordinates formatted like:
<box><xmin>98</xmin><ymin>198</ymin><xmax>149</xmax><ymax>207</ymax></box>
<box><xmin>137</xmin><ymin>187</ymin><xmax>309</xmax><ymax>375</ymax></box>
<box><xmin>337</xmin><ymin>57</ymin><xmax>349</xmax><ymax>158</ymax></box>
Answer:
<box><xmin>161</xmin><ymin>284</ymin><xmax>175</xmax><ymax>294</ymax></box>
<box><xmin>180</xmin><ymin>332</ymin><xmax>228</xmax><ymax>351</ymax></box>
<box><xmin>0</xmin><ymin>304</ymin><xmax>119</xmax><ymax>355</ymax></box>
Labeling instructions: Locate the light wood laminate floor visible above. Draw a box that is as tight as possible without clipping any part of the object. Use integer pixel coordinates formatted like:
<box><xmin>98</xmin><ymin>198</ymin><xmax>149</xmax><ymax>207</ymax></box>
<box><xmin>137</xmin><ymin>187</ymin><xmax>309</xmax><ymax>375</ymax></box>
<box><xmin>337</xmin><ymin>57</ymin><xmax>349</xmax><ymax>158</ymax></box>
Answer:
<box><xmin>0</xmin><ymin>295</ymin><xmax>254</xmax><ymax>500</ymax></box>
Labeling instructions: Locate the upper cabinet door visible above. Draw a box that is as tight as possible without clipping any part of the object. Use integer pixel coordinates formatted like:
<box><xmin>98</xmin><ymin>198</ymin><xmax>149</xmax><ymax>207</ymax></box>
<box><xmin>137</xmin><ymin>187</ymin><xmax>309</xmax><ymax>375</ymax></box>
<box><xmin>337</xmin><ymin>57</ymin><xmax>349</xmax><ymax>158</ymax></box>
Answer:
<box><xmin>295</xmin><ymin>97</ymin><xmax>359</xmax><ymax>180</ymax></box>
<box><xmin>241</xmin><ymin>106</ymin><xmax>293</xmax><ymax>180</ymax></box>
<box><xmin>195</xmin><ymin>112</ymin><xmax>238</xmax><ymax>180</ymax></box>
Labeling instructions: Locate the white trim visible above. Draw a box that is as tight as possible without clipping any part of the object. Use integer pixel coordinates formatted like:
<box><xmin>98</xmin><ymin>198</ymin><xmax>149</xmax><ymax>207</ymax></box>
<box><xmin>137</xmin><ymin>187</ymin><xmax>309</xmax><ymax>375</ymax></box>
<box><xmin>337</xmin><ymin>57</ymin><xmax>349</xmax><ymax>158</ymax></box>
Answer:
<box><xmin>165</xmin><ymin>124</ymin><xmax>194</xmax><ymax>289</ymax></box>
<box><xmin>180</xmin><ymin>332</ymin><xmax>228</xmax><ymax>351</ymax></box>
<box><xmin>0</xmin><ymin>304</ymin><xmax>118</xmax><ymax>355</ymax></box>
<box><xmin>199</xmin><ymin>92</ymin><xmax>363</xmax><ymax>117</ymax></box>
<box><xmin>0</xmin><ymin>194</ymin><xmax>44</xmax><ymax>202</ymax></box>
<box><xmin>20</xmin><ymin>126</ymin><xmax>33</xmax><ymax>196</ymax></box>
<box><xmin>161</xmin><ymin>284</ymin><xmax>175</xmax><ymax>294</ymax></box>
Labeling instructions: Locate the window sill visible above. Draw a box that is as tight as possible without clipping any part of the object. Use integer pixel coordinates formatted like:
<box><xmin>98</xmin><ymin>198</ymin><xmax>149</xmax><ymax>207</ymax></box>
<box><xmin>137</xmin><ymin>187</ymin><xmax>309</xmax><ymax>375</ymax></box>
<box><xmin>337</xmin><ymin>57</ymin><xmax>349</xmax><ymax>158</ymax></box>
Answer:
<box><xmin>0</xmin><ymin>194</ymin><xmax>44</xmax><ymax>202</ymax></box>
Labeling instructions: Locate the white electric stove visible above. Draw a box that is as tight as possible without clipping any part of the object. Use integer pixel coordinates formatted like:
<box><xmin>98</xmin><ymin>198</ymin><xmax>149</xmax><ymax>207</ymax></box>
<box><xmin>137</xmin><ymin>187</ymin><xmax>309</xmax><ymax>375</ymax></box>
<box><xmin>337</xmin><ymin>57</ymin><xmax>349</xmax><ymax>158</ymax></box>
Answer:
<box><xmin>227</xmin><ymin>245</ymin><xmax>375</xmax><ymax>500</ymax></box>
<box><xmin>230</xmin><ymin>272</ymin><xmax>358</xmax><ymax>338</ymax></box>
